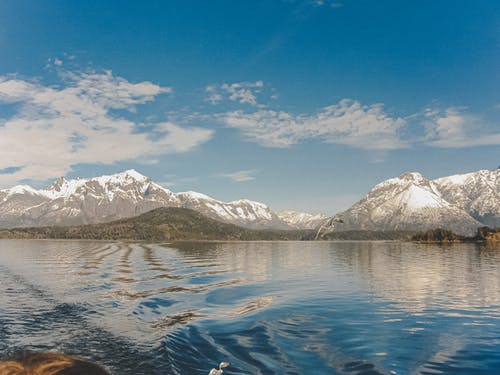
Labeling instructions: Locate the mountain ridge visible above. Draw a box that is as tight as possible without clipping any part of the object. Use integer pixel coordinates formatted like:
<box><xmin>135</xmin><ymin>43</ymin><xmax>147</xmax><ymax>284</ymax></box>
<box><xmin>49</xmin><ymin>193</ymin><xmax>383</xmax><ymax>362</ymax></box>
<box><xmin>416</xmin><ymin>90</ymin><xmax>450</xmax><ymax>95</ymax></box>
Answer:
<box><xmin>433</xmin><ymin>169</ymin><xmax>500</xmax><ymax>227</ymax></box>
<box><xmin>1</xmin><ymin>168</ymin><xmax>498</xmax><ymax>235</ymax></box>
<box><xmin>331</xmin><ymin>169</ymin><xmax>498</xmax><ymax>236</ymax></box>
<box><xmin>0</xmin><ymin>170</ymin><xmax>319</xmax><ymax>230</ymax></box>
<box><xmin>0</xmin><ymin>207</ymin><xmax>314</xmax><ymax>241</ymax></box>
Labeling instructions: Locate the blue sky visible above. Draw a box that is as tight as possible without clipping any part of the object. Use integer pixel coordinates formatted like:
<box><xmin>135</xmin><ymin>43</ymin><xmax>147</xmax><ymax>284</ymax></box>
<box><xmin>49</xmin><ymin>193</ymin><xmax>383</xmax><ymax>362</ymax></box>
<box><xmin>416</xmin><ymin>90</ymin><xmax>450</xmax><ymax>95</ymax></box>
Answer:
<box><xmin>0</xmin><ymin>0</ymin><xmax>498</xmax><ymax>214</ymax></box>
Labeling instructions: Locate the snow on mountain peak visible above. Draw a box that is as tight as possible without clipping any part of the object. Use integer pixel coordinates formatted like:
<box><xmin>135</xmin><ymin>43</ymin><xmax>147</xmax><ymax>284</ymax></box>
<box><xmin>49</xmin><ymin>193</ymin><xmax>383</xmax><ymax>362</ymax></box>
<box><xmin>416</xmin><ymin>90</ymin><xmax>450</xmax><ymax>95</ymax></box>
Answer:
<box><xmin>229</xmin><ymin>198</ymin><xmax>268</xmax><ymax>208</ymax></box>
<box><xmin>438</xmin><ymin>173</ymin><xmax>468</xmax><ymax>185</ymax></box>
<box><xmin>0</xmin><ymin>168</ymin><xmax>322</xmax><ymax>230</ymax></box>
<box><xmin>94</xmin><ymin>169</ymin><xmax>149</xmax><ymax>187</ymax></box>
<box><xmin>435</xmin><ymin>168</ymin><xmax>499</xmax><ymax>186</ymax></box>
<box><xmin>399</xmin><ymin>185</ymin><xmax>448</xmax><ymax>209</ymax></box>
<box><xmin>277</xmin><ymin>210</ymin><xmax>329</xmax><ymax>229</ymax></box>
<box><xmin>50</xmin><ymin>177</ymin><xmax>67</xmax><ymax>191</ymax></box>
<box><xmin>38</xmin><ymin>170</ymin><xmax>152</xmax><ymax>201</ymax></box>
<box><xmin>433</xmin><ymin>168</ymin><xmax>500</xmax><ymax>227</ymax></box>
<box><xmin>177</xmin><ymin>191</ymin><xmax>215</xmax><ymax>201</ymax></box>
<box><xmin>399</xmin><ymin>172</ymin><xmax>425</xmax><ymax>183</ymax></box>
<box><xmin>374</xmin><ymin>171</ymin><xmax>429</xmax><ymax>190</ymax></box>
<box><xmin>334</xmin><ymin>169</ymin><xmax>493</xmax><ymax>235</ymax></box>
<box><xmin>3</xmin><ymin>184</ymin><xmax>40</xmax><ymax>198</ymax></box>
<box><xmin>42</xmin><ymin>177</ymin><xmax>88</xmax><ymax>199</ymax></box>
<box><xmin>121</xmin><ymin>169</ymin><xmax>149</xmax><ymax>181</ymax></box>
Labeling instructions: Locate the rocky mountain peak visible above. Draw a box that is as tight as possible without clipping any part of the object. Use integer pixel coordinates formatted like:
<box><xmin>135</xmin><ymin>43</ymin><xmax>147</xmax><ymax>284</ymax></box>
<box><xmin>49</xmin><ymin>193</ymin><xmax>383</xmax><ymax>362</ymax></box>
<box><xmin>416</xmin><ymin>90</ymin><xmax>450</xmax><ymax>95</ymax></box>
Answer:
<box><xmin>116</xmin><ymin>169</ymin><xmax>150</xmax><ymax>183</ymax></box>
<box><xmin>333</xmin><ymin>170</ymin><xmax>487</xmax><ymax>236</ymax></box>
<box><xmin>433</xmin><ymin>168</ymin><xmax>499</xmax><ymax>227</ymax></box>
<box><xmin>277</xmin><ymin>210</ymin><xmax>329</xmax><ymax>230</ymax></box>
<box><xmin>399</xmin><ymin>172</ymin><xmax>425</xmax><ymax>183</ymax></box>
<box><xmin>122</xmin><ymin>169</ymin><xmax>147</xmax><ymax>179</ymax></box>
<box><xmin>3</xmin><ymin>184</ymin><xmax>41</xmax><ymax>197</ymax></box>
<box><xmin>93</xmin><ymin>169</ymin><xmax>151</xmax><ymax>188</ymax></box>
<box><xmin>0</xmin><ymin>169</ymin><xmax>303</xmax><ymax>230</ymax></box>
<box><xmin>49</xmin><ymin>177</ymin><xmax>68</xmax><ymax>192</ymax></box>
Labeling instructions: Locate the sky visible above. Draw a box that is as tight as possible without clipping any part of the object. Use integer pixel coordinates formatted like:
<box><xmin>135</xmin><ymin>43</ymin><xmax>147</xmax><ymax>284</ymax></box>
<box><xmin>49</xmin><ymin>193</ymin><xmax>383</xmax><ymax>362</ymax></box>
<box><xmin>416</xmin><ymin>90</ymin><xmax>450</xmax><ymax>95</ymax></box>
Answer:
<box><xmin>0</xmin><ymin>0</ymin><xmax>498</xmax><ymax>214</ymax></box>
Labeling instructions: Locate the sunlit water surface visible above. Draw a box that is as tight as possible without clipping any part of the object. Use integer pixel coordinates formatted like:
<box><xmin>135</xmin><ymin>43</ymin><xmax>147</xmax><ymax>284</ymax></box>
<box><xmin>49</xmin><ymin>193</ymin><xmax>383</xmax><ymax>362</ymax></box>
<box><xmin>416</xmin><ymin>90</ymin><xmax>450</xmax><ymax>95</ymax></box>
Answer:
<box><xmin>1</xmin><ymin>240</ymin><xmax>500</xmax><ymax>374</ymax></box>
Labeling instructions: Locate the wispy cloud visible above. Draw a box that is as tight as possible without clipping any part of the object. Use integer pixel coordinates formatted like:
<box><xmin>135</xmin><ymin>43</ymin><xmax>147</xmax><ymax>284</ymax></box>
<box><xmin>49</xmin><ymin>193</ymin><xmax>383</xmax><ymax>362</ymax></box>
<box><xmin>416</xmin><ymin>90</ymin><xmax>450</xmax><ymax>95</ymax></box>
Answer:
<box><xmin>205</xmin><ymin>85</ymin><xmax>224</xmax><ymax>105</ymax></box>
<box><xmin>157</xmin><ymin>181</ymin><xmax>176</xmax><ymax>188</ymax></box>
<box><xmin>220</xmin><ymin>170</ymin><xmax>257</xmax><ymax>182</ymax></box>
<box><xmin>312</xmin><ymin>0</ymin><xmax>343</xmax><ymax>8</ymax></box>
<box><xmin>219</xmin><ymin>99</ymin><xmax>407</xmax><ymax>150</ymax></box>
<box><xmin>205</xmin><ymin>81</ymin><xmax>265</xmax><ymax>106</ymax></box>
<box><xmin>0</xmin><ymin>70</ymin><xmax>213</xmax><ymax>186</ymax></box>
<box><xmin>135</xmin><ymin>158</ymin><xmax>160</xmax><ymax>165</ymax></box>
<box><xmin>157</xmin><ymin>175</ymin><xmax>198</xmax><ymax>189</ymax></box>
<box><xmin>422</xmin><ymin>107</ymin><xmax>500</xmax><ymax>148</ymax></box>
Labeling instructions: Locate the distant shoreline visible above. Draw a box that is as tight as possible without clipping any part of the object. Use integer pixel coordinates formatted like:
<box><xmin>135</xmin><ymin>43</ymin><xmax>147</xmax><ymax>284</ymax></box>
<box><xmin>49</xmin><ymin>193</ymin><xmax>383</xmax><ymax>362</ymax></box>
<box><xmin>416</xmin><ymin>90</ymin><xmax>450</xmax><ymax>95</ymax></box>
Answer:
<box><xmin>411</xmin><ymin>227</ymin><xmax>500</xmax><ymax>244</ymax></box>
<box><xmin>0</xmin><ymin>207</ymin><xmax>496</xmax><ymax>243</ymax></box>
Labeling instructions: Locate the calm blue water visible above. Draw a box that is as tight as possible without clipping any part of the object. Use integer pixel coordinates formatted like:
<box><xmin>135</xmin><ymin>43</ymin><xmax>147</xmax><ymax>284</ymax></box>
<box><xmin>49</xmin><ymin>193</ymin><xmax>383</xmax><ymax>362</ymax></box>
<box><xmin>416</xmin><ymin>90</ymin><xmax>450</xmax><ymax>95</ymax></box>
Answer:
<box><xmin>0</xmin><ymin>240</ymin><xmax>500</xmax><ymax>374</ymax></box>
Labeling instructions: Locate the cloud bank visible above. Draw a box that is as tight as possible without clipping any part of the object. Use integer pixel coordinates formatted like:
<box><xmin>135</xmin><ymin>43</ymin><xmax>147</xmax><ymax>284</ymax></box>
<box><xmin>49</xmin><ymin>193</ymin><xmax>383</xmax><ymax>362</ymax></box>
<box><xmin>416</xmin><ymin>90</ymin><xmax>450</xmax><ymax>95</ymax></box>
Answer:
<box><xmin>220</xmin><ymin>99</ymin><xmax>407</xmax><ymax>150</ymax></box>
<box><xmin>0</xmin><ymin>70</ymin><xmax>213</xmax><ymax>186</ymax></box>
<box><xmin>423</xmin><ymin>107</ymin><xmax>500</xmax><ymax>148</ymax></box>
<box><xmin>1</xmin><ymin>67</ymin><xmax>497</xmax><ymax>187</ymax></box>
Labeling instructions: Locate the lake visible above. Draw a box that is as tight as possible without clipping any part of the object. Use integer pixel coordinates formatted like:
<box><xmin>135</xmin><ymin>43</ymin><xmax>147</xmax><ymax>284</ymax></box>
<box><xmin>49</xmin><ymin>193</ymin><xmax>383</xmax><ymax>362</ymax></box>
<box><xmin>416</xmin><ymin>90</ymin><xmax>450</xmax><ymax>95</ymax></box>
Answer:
<box><xmin>0</xmin><ymin>240</ymin><xmax>499</xmax><ymax>374</ymax></box>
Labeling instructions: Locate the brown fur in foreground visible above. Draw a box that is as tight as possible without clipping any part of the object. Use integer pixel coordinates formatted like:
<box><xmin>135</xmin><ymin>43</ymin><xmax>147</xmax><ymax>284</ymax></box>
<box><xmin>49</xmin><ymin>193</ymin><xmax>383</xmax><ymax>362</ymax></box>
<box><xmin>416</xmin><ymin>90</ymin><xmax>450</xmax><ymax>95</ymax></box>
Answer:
<box><xmin>0</xmin><ymin>352</ymin><xmax>110</xmax><ymax>375</ymax></box>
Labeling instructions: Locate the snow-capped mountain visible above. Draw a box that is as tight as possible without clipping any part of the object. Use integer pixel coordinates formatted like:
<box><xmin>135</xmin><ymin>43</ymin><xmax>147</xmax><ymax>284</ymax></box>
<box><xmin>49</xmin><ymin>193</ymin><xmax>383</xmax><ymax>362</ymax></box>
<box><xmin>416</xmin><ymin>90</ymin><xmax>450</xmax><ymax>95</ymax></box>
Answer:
<box><xmin>0</xmin><ymin>170</ymin><xmax>296</xmax><ymax>230</ymax></box>
<box><xmin>332</xmin><ymin>172</ymin><xmax>484</xmax><ymax>235</ymax></box>
<box><xmin>177</xmin><ymin>191</ymin><xmax>289</xmax><ymax>229</ymax></box>
<box><xmin>2</xmin><ymin>168</ymin><xmax>496</xmax><ymax>234</ymax></box>
<box><xmin>276</xmin><ymin>210</ymin><xmax>329</xmax><ymax>230</ymax></box>
<box><xmin>0</xmin><ymin>170</ymin><xmax>180</xmax><ymax>228</ymax></box>
<box><xmin>434</xmin><ymin>169</ymin><xmax>500</xmax><ymax>228</ymax></box>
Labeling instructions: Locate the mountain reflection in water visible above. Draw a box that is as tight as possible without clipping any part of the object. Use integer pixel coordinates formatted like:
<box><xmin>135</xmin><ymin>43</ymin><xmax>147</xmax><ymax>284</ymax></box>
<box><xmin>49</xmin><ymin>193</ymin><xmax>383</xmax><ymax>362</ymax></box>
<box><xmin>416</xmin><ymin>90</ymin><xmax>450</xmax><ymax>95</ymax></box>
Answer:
<box><xmin>0</xmin><ymin>240</ymin><xmax>499</xmax><ymax>374</ymax></box>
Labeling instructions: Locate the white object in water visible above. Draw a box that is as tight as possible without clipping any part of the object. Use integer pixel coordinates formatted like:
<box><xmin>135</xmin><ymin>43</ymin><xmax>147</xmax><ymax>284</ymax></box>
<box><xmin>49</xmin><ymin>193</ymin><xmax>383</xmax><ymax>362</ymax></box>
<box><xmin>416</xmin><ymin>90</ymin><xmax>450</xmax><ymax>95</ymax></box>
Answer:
<box><xmin>208</xmin><ymin>362</ymin><xmax>230</xmax><ymax>375</ymax></box>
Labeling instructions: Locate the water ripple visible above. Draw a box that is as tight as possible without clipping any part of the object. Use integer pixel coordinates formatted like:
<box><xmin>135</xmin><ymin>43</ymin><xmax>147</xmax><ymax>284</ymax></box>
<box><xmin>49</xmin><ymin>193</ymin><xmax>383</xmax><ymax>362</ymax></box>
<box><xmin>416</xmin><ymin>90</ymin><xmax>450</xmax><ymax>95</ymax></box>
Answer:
<box><xmin>0</xmin><ymin>240</ymin><xmax>499</xmax><ymax>374</ymax></box>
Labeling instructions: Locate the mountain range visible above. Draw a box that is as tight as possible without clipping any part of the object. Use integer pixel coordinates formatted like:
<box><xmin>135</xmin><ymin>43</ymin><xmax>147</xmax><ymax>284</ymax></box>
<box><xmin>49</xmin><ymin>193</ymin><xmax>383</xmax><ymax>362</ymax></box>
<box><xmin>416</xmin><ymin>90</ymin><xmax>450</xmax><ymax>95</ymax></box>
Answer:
<box><xmin>0</xmin><ymin>170</ymin><xmax>323</xmax><ymax>230</ymax></box>
<box><xmin>333</xmin><ymin>169</ymin><xmax>499</xmax><ymax>236</ymax></box>
<box><xmin>0</xmin><ymin>168</ymin><xmax>498</xmax><ymax>235</ymax></box>
<box><xmin>0</xmin><ymin>207</ymin><xmax>313</xmax><ymax>241</ymax></box>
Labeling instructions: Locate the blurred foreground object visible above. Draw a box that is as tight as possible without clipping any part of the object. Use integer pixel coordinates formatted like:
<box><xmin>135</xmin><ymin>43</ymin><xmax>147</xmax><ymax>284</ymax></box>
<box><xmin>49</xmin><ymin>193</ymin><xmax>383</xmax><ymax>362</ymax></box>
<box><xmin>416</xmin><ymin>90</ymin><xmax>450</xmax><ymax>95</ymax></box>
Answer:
<box><xmin>0</xmin><ymin>352</ymin><xmax>110</xmax><ymax>375</ymax></box>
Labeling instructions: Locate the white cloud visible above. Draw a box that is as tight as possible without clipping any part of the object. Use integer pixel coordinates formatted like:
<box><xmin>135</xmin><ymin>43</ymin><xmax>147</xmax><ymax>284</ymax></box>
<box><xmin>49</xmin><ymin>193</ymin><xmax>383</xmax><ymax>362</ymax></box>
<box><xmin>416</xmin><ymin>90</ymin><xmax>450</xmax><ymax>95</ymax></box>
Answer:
<box><xmin>135</xmin><ymin>158</ymin><xmax>160</xmax><ymax>165</ymax></box>
<box><xmin>157</xmin><ymin>181</ymin><xmax>176</xmax><ymax>188</ymax></box>
<box><xmin>219</xmin><ymin>99</ymin><xmax>407</xmax><ymax>150</ymax></box>
<box><xmin>205</xmin><ymin>85</ymin><xmax>224</xmax><ymax>105</ymax></box>
<box><xmin>157</xmin><ymin>175</ymin><xmax>198</xmax><ymax>189</ymax></box>
<box><xmin>221</xmin><ymin>170</ymin><xmax>257</xmax><ymax>182</ymax></box>
<box><xmin>311</xmin><ymin>0</ymin><xmax>342</xmax><ymax>8</ymax></box>
<box><xmin>0</xmin><ymin>70</ymin><xmax>213</xmax><ymax>186</ymax></box>
<box><xmin>423</xmin><ymin>107</ymin><xmax>500</xmax><ymax>148</ymax></box>
<box><xmin>54</xmin><ymin>58</ymin><xmax>63</xmax><ymax>66</ymax></box>
<box><xmin>205</xmin><ymin>81</ymin><xmax>264</xmax><ymax>106</ymax></box>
